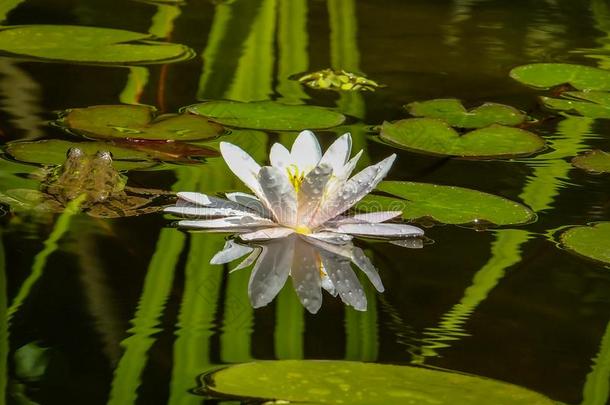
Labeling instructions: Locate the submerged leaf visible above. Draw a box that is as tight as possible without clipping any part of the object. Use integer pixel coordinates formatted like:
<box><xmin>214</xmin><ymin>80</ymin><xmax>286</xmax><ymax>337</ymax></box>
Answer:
<box><xmin>510</xmin><ymin>63</ymin><xmax>610</xmax><ymax>90</ymax></box>
<box><xmin>560</xmin><ymin>222</ymin><xmax>610</xmax><ymax>266</ymax></box>
<box><xmin>5</xmin><ymin>140</ymin><xmax>154</xmax><ymax>170</ymax></box>
<box><xmin>572</xmin><ymin>150</ymin><xmax>610</xmax><ymax>173</ymax></box>
<box><xmin>357</xmin><ymin>181</ymin><xmax>535</xmax><ymax>226</ymax></box>
<box><xmin>0</xmin><ymin>25</ymin><xmax>193</xmax><ymax>64</ymax></box>
<box><xmin>406</xmin><ymin>98</ymin><xmax>525</xmax><ymax>128</ymax></box>
<box><xmin>187</xmin><ymin>100</ymin><xmax>345</xmax><ymax>130</ymax></box>
<box><xmin>59</xmin><ymin>105</ymin><xmax>224</xmax><ymax>141</ymax></box>
<box><xmin>379</xmin><ymin>118</ymin><xmax>545</xmax><ymax>158</ymax></box>
<box><xmin>198</xmin><ymin>360</ymin><xmax>554</xmax><ymax>405</ymax></box>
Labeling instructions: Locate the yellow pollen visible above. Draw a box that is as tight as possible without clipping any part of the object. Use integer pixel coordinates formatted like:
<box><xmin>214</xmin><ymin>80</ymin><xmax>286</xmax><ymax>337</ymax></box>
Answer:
<box><xmin>295</xmin><ymin>225</ymin><xmax>311</xmax><ymax>235</ymax></box>
<box><xmin>286</xmin><ymin>165</ymin><xmax>305</xmax><ymax>192</ymax></box>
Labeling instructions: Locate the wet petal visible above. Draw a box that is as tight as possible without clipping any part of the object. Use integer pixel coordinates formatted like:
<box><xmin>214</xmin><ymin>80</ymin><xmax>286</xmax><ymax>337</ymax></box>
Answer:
<box><xmin>312</xmin><ymin>154</ymin><xmax>396</xmax><ymax>227</ymax></box>
<box><xmin>248</xmin><ymin>237</ymin><xmax>295</xmax><ymax>308</ymax></box>
<box><xmin>177</xmin><ymin>216</ymin><xmax>275</xmax><ymax>229</ymax></box>
<box><xmin>270</xmin><ymin>143</ymin><xmax>292</xmax><ymax>170</ymax></box>
<box><xmin>176</xmin><ymin>192</ymin><xmax>212</xmax><ymax>206</ymax></box>
<box><xmin>291</xmin><ymin>130</ymin><xmax>322</xmax><ymax>170</ymax></box>
<box><xmin>298</xmin><ymin>163</ymin><xmax>333</xmax><ymax>226</ymax></box>
<box><xmin>165</xmin><ymin>205</ymin><xmax>256</xmax><ymax>218</ymax></box>
<box><xmin>320</xmin><ymin>267</ymin><xmax>337</xmax><ymax>296</ymax></box>
<box><xmin>390</xmin><ymin>238</ymin><xmax>424</xmax><ymax>249</ymax></box>
<box><xmin>240</xmin><ymin>227</ymin><xmax>295</xmax><ymax>241</ymax></box>
<box><xmin>231</xmin><ymin>248</ymin><xmax>262</xmax><ymax>272</ymax></box>
<box><xmin>319</xmin><ymin>132</ymin><xmax>352</xmax><ymax>172</ymax></box>
<box><xmin>319</xmin><ymin>249</ymin><xmax>367</xmax><ymax>311</ymax></box>
<box><xmin>210</xmin><ymin>240</ymin><xmax>254</xmax><ymax>264</ymax></box>
<box><xmin>220</xmin><ymin>142</ymin><xmax>263</xmax><ymax>196</ymax></box>
<box><xmin>351</xmin><ymin>246</ymin><xmax>384</xmax><ymax>292</ymax></box>
<box><xmin>290</xmin><ymin>239</ymin><xmax>323</xmax><ymax>314</ymax></box>
<box><xmin>307</xmin><ymin>231</ymin><xmax>353</xmax><ymax>244</ymax></box>
<box><xmin>258</xmin><ymin>166</ymin><xmax>297</xmax><ymax>226</ymax></box>
<box><xmin>335</xmin><ymin>223</ymin><xmax>423</xmax><ymax>238</ymax></box>
<box><xmin>225</xmin><ymin>192</ymin><xmax>273</xmax><ymax>218</ymax></box>
<box><xmin>348</xmin><ymin>211</ymin><xmax>402</xmax><ymax>223</ymax></box>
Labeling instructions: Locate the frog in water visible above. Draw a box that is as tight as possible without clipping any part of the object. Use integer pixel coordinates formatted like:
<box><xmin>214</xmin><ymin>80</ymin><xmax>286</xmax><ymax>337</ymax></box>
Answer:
<box><xmin>1</xmin><ymin>147</ymin><xmax>169</xmax><ymax>218</ymax></box>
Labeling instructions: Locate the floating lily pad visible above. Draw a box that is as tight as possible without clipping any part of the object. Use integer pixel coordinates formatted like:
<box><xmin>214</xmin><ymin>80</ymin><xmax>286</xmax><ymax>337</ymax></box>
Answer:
<box><xmin>379</xmin><ymin>118</ymin><xmax>545</xmax><ymax>158</ymax></box>
<box><xmin>198</xmin><ymin>360</ymin><xmax>554</xmax><ymax>405</ymax></box>
<box><xmin>358</xmin><ymin>181</ymin><xmax>535</xmax><ymax>226</ymax></box>
<box><xmin>560</xmin><ymin>222</ymin><xmax>610</xmax><ymax>266</ymax></box>
<box><xmin>510</xmin><ymin>63</ymin><xmax>610</xmax><ymax>91</ymax></box>
<box><xmin>187</xmin><ymin>100</ymin><xmax>346</xmax><ymax>130</ymax></box>
<box><xmin>572</xmin><ymin>150</ymin><xmax>610</xmax><ymax>173</ymax></box>
<box><xmin>58</xmin><ymin>105</ymin><xmax>224</xmax><ymax>141</ymax></box>
<box><xmin>0</xmin><ymin>25</ymin><xmax>193</xmax><ymax>64</ymax></box>
<box><xmin>5</xmin><ymin>140</ymin><xmax>154</xmax><ymax>171</ymax></box>
<box><xmin>406</xmin><ymin>99</ymin><xmax>526</xmax><ymax>128</ymax></box>
<box><xmin>540</xmin><ymin>91</ymin><xmax>610</xmax><ymax>118</ymax></box>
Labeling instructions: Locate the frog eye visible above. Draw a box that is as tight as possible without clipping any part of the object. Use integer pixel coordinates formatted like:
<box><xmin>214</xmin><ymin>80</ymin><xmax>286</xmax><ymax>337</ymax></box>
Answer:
<box><xmin>67</xmin><ymin>147</ymin><xmax>84</xmax><ymax>158</ymax></box>
<box><xmin>96</xmin><ymin>151</ymin><xmax>113</xmax><ymax>161</ymax></box>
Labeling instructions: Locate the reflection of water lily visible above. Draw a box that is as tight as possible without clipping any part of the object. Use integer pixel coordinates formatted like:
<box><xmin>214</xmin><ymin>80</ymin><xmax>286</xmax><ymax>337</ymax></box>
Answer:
<box><xmin>165</xmin><ymin>131</ymin><xmax>423</xmax><ymax>313</ymax></box>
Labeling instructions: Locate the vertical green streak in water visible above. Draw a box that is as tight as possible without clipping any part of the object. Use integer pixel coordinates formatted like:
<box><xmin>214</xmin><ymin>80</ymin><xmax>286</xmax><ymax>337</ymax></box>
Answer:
<box><xmin>0</xmin><ymin>0</ymin><xmax>25</xmax><ymax>22</ymax></box>
<box><xmin>581</xmin><ymin>319</ymin><xmax>610</xmax><ymax>405</ymax></box>
<box><xmin>107</xmin><ymin>170</ymin><xmax>196</xmax><ymax>405</ymax></box>
<box><xmin>220</xmin><ymin>268</ymin><xmax>253</xmax><ymax>363</ymax></box>
<box><xmin>7</xmin><ymin>194</ymin><xmax>85</xmax><ymax>320</ymax></box>
<box><xmin>276</xmin><ymin>0</ymin><xmax>309</xmax><ymax>103</ymax></box>
<box><xmin>415</xmin><ymin>230</ymin><xmax>530</xmax><ymax>362</ymax></box>
<box><xmin>345</xmin><ymin>276</ymin><xmax>379</xmax><ymax>361</ymax></box>
<box><xmin>520</xmin><ymin>115</ymin><xmax>593</xmax><ymax>212</ymax></box>
<box><xmin>119</xmin><ymin>4</ymin><xmax>181</xmax><ymax>104</ymax></box>
<box><xmin>274</xmin><ymin>285</ymin><xmax>304</xmax><ymax>359</ymax></box>
<box><xmin>588</xmin><ymin>0</ymin><xmax>610</xmax><ymax>70</ymax></box>
<box><xmin>225</xmin><ymin>0</ymin><xmax>277</xmax><ymax>101</ymax></box>
<box><xmin>0</xmin><ymin>235</ymin><xmax>7</xmax><ymax>405</ymax></box>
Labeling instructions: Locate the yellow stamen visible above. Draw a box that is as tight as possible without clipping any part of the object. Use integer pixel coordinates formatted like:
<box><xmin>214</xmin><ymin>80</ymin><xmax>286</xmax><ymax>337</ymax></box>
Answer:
<box><xmin>286</xmin><ymin>165</ymin><xmax>305</xmax><ymax>192</ymax></box>
<box><xmin>295</xmin><ymin>225</ymin><xmax>311</xmax><ymax>235</ymax></box>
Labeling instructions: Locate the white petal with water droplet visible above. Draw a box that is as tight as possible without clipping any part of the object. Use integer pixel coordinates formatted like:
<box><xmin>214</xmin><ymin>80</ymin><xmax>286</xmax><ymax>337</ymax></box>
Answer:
<box><xmin>298</xmin><ymin>163</ymin><xmax>332</xmax><ymax>226</ymax></box>
<box><xmin>291</xmin><ymin>130</ymin><xmax>322</xmax><ymax>171</ymax></box>
<box><xmin>240</xmin><ymin>227</ymin><xmax>295</xmax><ymax>241</ymax></box>
<box><xmin>351</xmin><ymin>246</ymin><xmax>384</xmax><ymax>292</ymax></box>
<box><xmin>258</xmin><ymin>166</ymin><xmax>297</xmax><ymax>226</ymax></box>
<box><xmin>210</xmin><ymin>240</ymin><xmax>254</xmax><ymax>264</ymax></box>
<box><xmin>220</xmin><ymin>142</ymin><xmax>263</xmax><ymax>196</ymax></box>
<box><xmin>290</xmin><ymin>239</ymin><xmax>323</xmax><ymax>314</ymax></box>
<box><xmin>248</xmin><ymin>237</ymin><xmax>295</xmax><ymax>308</ymax></box>
<box><xmin>334</xmin><ymin>222</ymin><xmax>423</xmax><ymax>238</ymax></box>
<box><xmin>319</xmin><ymin>133</ymin><xmax>352</xmax><ymax>172</ymax></box>
<box><xmin>225</xmin><ymin>192</ymin><xmax>272</xmax><ymax>218</ymax></box>
<box><xmin>269</xmin><ymin>143</ymin><xmax>292</xmax><ymax>171</ymax></box>
<box><xmin>319</xmin><ymin>250</ymin><xmax>367</xmax><ymax>311</ymax></box>
<box><xmin>165</xmin><ymin>206</ymin><xmax>257</xmax><ymax>218</ymax></box>
<box><xmin>176</xmin><ymin>192</ymin><xmax>212</xmax><ymax>206</ymax></box>
<box><xmin>178</xmin><ymin>216</ymin><xmax>276</xmax><ymax>229</ymax></box>
<box><xmin>231</xmin><ymin>248</ymin><xmax>262</xmax><ymax>272</ymax></box>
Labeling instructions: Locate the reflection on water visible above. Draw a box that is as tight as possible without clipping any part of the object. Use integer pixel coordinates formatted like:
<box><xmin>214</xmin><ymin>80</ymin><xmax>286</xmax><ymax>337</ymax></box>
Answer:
<box><xmin>0</xmin><ymin>0</ymin><xmax>609</xmax><ymax>404</ymax></box>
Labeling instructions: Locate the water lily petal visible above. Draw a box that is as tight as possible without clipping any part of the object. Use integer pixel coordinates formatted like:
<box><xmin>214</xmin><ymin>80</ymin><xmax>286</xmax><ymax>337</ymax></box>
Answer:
<box><xmin>351</xmin><ymin>246</ymin><xmax>384</xmax><ymax>292</ymax></box>
<box><xmin>334</xmin><ymin>222</ymin><xmax>424</xmax><ymax>238</ymax></box>
<box><xmin>319</xmin><ymin>249</ymin><xmax>367</xmax><ymax>311</ymax></box>
<box><xmin>258</xmin><ymin>166</ymin><xmax>298</xmax><ymax>226</ymax></box>
<box><xmin>302</xmin><ymin>234</ymin><xmax>354</xmax><ymax>259</ymax></box>
<box><xmin>220</xmin><ymin>142</ymin><xmax>263</xmax><ymax>196</ymax></box>
<box><xmin>390</xmin><ymin>238</ymin><xmax>424</xmax><ymax>249</ymax></box>
<box><xmin>225</xmin><ymin>192</ymin><xmax>273</xmax><ymax>218</ymax></box>
<box><xmin>325</xmin><ymin>150</ymin><xmax>363</xmax><ymax>196</ymax></box>
<box><xmin>320</xmin><ymin>268</ymin><xmax>337</xmax><ymax>296</ymax></box>
<box><xmin>240</xmin><ymin>227</ymin><xmax>295</xmax><ymax>241</ymax></box>
<box><xmin>290</xmin><ymin>239</ymin><xmax>323</xmax><ymax>314</ymax></box>
<box><xmin>210</xmin><ymin>240</ymin><xmax>254</xmax><ymax>264</ymax></box>
<box><xmin>176</xmin><ymin>191</ymin><xmax>212</xmax><ymax>206</ymax></box>
<box><xmin>248</xmin><ymin>237</ymin><xmax>295</xmax><ymax>308</ymax></box>
<box><xmin>319</xmin><ymin>132</ymin><xmax>352</xmax><ymax>172</ymax></box>
<box><xmin>298</xmin><ymin>163</ymin><xmax>333</xmax><ymax>226</ymax></box>
<box><xmin>349</xmin><ymin>211</ymin><xmax>403</xmax><ymax>223</ymax></box>
<box><xmin>291</xmin><ymin>130</ymin><xmax>322</xmax><ymax>170</ymax></box>
<box><xmin>307</xmin><ymin>231</ymin><xmax>353</xmax><ymax>244</ymax></box>
<box><xmin>269</xmin><ymin>143</ymin><xmax>292</xmax><ymax>171</ymax></box>
<box><xmin>178</xmin><ymin>216</ymin><xmax>275</xmax><ymax>229</ymax></box>
<box><xmin>231</xmin><ymin>248</ymin><xmax>262</xmax><ymax>272</ymax></box>
<box><xmin>165</xmin><ymin>206</ymin><xmax>256</xmax><ymax>218</ymax></box>
<box><xmin>311</xmin><ymin>154</ymin><xmax>396</xmax><ymax>227</ymax></box>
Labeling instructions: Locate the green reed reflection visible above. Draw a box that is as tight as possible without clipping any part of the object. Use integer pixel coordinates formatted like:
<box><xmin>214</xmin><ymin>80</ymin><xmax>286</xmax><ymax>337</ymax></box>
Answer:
<box><xmin>0</xmin><ymin>235</ymin><xmax>7</xmax><ymax>405</ymax></box>
<box><xmin>582</xmin><ymin>318</ymin><xmax>610</xmax><ymax>405</ymax></box>
<box><xmin>277</xmin><ymin>0</ymin><xmax>309</xmax><ymax>103</ymax></box>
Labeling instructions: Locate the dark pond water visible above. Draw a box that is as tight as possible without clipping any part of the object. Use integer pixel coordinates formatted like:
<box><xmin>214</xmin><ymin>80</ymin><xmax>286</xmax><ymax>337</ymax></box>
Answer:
<box><xmin>1</xmin><ymin>0</ymin><xmax>610</xmax><ymax>404</ymax></box>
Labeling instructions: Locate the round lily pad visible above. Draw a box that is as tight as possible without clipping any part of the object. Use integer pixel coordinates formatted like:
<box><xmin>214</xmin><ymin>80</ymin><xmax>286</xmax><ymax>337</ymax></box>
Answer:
<box><xmin>379</xmin><ymin>118</ymin><xmax>545</xmax><ymax>158</ymax></box>
<box><xmin>187</xmin><ymin>100</ymin><xmax>346</xmax><ymax>131</ymax></box>
<box><xmin>540</xmin><ymin>91</ymin><xmax>610</xmax><ymax>119</ymax></box>
<box><xmin>58</xmin><ymin>105</ymin><xmax>224</xmax><ymax>141</ymax></box>
<box><xmin>5</xmin><ymin>140</ymin><xmax>154</xmax><ymax>171</ymax></box>
<box><xmin>0</xmin><ymin>25</ymin><xmax>193</xmax><ymax>65</ymax></box>
<box><xmin>572</xmin><ymin>150</ymin><xmax>610</xmax><ymax>173</ymax></box>
<box><xmin>510</xmin><ymin>63</ymin><xmax>610</xmax><ymax>91</ymax></box>
<box><xmin>357</xmin><ymin>181</ymin><xmax>535</xmax><ymax>226</ymax></box>
<box><xmin>560</xmin><ymin>222</ymin><xmax>610</xmax><ymax>266</ymax></box>
<box><xmin>406</xmin><ymin>99</ymin><xmax>526</xmax><ymax>128</ymax></box>
<box><xmin>198</xmin><ymin>360</ymin><xmax>554</xmax><ymax>405</ymax></box>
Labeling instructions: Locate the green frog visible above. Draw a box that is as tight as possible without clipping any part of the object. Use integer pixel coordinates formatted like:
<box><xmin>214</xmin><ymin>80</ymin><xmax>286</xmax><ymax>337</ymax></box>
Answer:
<box><xmin>2</xmin><ymin>148</ymin><xmax>169</xmax><ymax>218</ymax></box>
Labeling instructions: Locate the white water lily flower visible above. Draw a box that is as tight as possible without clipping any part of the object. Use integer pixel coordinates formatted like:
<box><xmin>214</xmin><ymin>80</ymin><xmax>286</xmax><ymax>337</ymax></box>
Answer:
<box><xmin>165</xmin><ymin>130</ymin><xmax>424</xmax><ymax>313</ymax></box>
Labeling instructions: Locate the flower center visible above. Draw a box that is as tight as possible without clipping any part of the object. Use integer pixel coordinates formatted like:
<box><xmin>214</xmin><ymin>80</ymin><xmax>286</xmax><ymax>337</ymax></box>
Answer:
<box><xmin>294</xmin><ymin>224</ymin><xmax>311</xmax><ymax>235</ymax></box>
<box><xmin>286</xmin><ymin>165</ymin><xmax>305</xmax><ymax>192</ymax></box>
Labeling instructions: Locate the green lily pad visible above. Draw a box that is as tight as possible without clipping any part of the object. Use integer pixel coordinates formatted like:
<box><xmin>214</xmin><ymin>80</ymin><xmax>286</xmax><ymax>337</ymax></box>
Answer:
<box><xmin>0</xmin><ymin>25</ymin><xmax>193</xmax><ymax>64</ymax></box>
<box><xmin>198</xmin><ymin>360</ymin><xmax>554</xmax><ymax>405</ymax></box>
<box><xmin>5</xmin><ymin>140</ymin><xmax>154</xmax><ymax>171</ymax></box>
<box><xmin>560</xmin><ymin>222</ymin><xmax>610</xmax><ymax>266</ymax></box>
<box><xmin>572</xmin><ymin>150</ymin><xmax>610</xmax><ymax>173</ymax></box>
<box><xmin>540</xmin><ymin>91</ymin><xmax>610</xmax><ymax>119</ymax></box>
<box><xmin>358</xmin><ymin>181</ymin><xmax>535</xmax><ymax>226</ymax></box>
<box><xmin>187</xmin><ymin>100</ymin><xmax>346</xmax><ymax>131</ymax></box>
<box><xmin>510</xmin><ymin>63</ymin><xmax>610</xmax><ymax>91</ymax></box>
<box><xmin>379</xmin><ymin>118</ymin><xmax>545</xmax><ymax>158</ymax></box>
<box><xmin>406</xmin><ymin>99</ymin><xmax>526</xmax><ymax>128</ymax></box>
<box><xmin>58</xmin><ymin>105</ymin><xmax>224</xmax><ymax>141</ymax></box>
